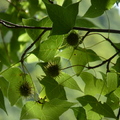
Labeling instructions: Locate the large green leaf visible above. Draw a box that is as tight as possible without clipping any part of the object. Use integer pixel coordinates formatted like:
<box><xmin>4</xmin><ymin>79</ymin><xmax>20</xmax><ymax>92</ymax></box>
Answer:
<box><xmin>77</xmin><ymin>95</ymin><xmax>116</xmax><ymax>118</ymax></box>
<box><xmin>43</xmin><ymin>1</ymin><xmax>79</xmax><ymax>35</ymax></box>
<box><xmin>56</xmin><ymin>72</ymin><xmax>81</xmax><ymax>91</ymax></box>
<box><xmin>80</xmin><ymin>72</ymin><xmax>108</xmax><ymax>95</ymax></box>
<box><xmin>84</xmin><ymin>0</ymin><xmax>117</xmax><ymax>18</ymax></box>
<box><xmin>40</xmin><ymin>76</ymin><xmax>67</xmax><ymax>100</ymax></box>
<box><xmin>20</xmin><ymin>98</ymin><xmax>74</xmax><ymax>120</ymax></box>
<box><xmin>58</xmin><ymin>47</ymin><xmax>100</xmax><ymax>75</ymax></box>
<box><xmin>0</xmin><ymin>89</ymin><xmax>7</xmax><ymax>114</ymax></box>
<box><xmin>0</xmin><ymin>76</ymin><xmax>9</xmax><ymax>97</ymax></box>
<box><xmin>2</xmin><ymin>67</ymin><xmax>34</xmax><ymax>105</ymax></box>
<box><xmin>22</xmin><ymin>17</ymin><xmax>52</xmax><ymax>41</ymax></box>
<box><xmin>106</xmin><ymin>72</ymin><xmax>117</xmax><ymax>93</ymax></box>
<box><xmin>34</xmin><ymin>35</ymin><xmax>64</xmax><ymax>62</ymax></box>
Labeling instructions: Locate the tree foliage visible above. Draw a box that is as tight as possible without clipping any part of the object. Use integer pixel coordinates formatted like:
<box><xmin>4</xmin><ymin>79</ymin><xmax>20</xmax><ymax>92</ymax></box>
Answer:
<box><xmin>0</xmin><ymin>0</ymin><xmax>120</xmax><ymax>120</ymax></box>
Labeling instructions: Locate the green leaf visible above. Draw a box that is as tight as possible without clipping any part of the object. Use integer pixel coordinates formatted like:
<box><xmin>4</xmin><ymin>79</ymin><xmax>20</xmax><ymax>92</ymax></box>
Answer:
<box><xmin>20</xmin><ymin>98</ymin><xmax>74</xmax><ymax>120</ymax></box>
<box><xmin>43</xmin><ymin>1</ymin><xmax>79</xmax><ymax>35</ymax></box>
<box><xmin>80</xmin><ymin>72</ymin><xmax>108</xmax><ymax>95</ymax></box>
<box><xmin>62</xmin><ymin>0</ymin><xmax>72</xmax><ymax>7</ymax></box>
<box><xmin>0</xmin><ymin>76</ymin><xmax>9</xmax><ymax>97</ymax></box>
<box><xmin>56</xmin><ymin>72</ymin><xmax>81</xmax><ymax>91</ymax></box>
<box><xmin>40</xmin><ymin>76</ymin><xmax>67</xmax><ymax>100</ymax></box>
<box><xmin>22</xmin><ymin>17</ymin><xmax>52</xmax><ymax>41</ymax></box>
<box><xmin>58</xmin><ymin>47</ymin><xmax>100</xmax><ymax>75</ymax></box>
<box><xmin>77</xmin><ymin>95</ymin><xmax>116</xmax><ymax>118</ymax></box>
<box><xmin>75</xmin><ymin>17</ymin><xmax>98</xmax><ymax>28</ymax></box>
<box><xmin>106</xmin><ymin>93</ymin><xmax>119</xmax><ymax>110</ymax></box>
<box><xmin>84</xmin><ymin>0</ymin><xmax>117</xmax><ymax>18</ymax></box>
<box><xmin>0</xmin><ymin>44</ymin><xmax>10</xmax><ymax>66</ymax></box>
<box><xmin>28</xmin><ymin>0</ymin><xmax>40</xmax><ymax>16</ymax></box>
<box><xmin>114</xmin><ymin>86</ymin><xmax>120</xmax><ymax>98</ymax></box>
<box><xmin>106</xmin><ymin>72</ymin><xmax>117</xmax><ymax>93</ymax></box>
<box><xmin>113</xmin><ymin>57</ymin><xmax>120</xmax><ymax>72</ymax></box>
<box><xmin>72</xmin><ymin>107</ymin><xmax>87</xmax><ymax>120</ymax></box>
<box><xmin>34</xmin><ymin>35</ymin><xmax>64</xmax><ymax>62</ymax></box>
<box><xmin>0</xmin><ymin>89</ymin><xmax>7</xmax><ymax>114</ymax></box>
<box><xmin>2</xmin><ymin>67</ymin><xmax>34</xmax><ymax>105</ymax></box>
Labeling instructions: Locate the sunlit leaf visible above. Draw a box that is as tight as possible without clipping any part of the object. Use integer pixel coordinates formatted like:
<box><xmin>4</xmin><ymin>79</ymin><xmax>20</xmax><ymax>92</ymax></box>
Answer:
<box><xmin>114</xmin><ymin>86</ymin><xmax>120</xmax><ymax>98</ymax></box>
<box><xmin>77</xmin><ymin>95</ymin><xmax>116</xmax><ymax>118</ymax></box>
<box><xmin>58</xmin><ymin>47</ymin><xmax>100</xmax><ymax>75</ymax></box>
<box><xmin>40</xmin><ymin>76</ymin><xmax>67</xmax><ymax>100</ymax></box>
<box><xmin>20</xmin><ymin>98</ymin><xmax>74</xmax><ymax>120</ymax></box>
<box><xmin>56</xmin><ymin>72</ymin><xmax>81</xmax><ymax>91</ymax></box>
<box><xmin>80</xmin><ymin>72</ymin><xmax>108</xmax><ymax>95</ymax></box>
<box><xmin>34</xmin><ymin>35</ymin><xmax>64</xmax><ymax>61</ymax></box>
<box><xmin>0</xmin><ymin>89</ymin><xmax>7</xmax><ymax>114</ymax></box>
<box><xmin>43</xmin><ymin>1</ymin><xmax>79</xmax><ymax>35</ymax></box>
<box><xmin>22</xmin><ymin>17</ymin><xmax>52</xmax><ymax>41</ymax></box>
<box><xmin>106</xmin><ymin>72</ymin><xmax>117</xmax><ymax>93</ymax></box>
<box><xmin>2</xmin><ymin>67</ymin><xmax>34</xmax><ymax>105</ymax></box>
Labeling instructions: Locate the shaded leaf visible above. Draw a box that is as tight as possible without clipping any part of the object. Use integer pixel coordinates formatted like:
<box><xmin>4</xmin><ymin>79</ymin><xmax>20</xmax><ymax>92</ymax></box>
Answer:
<box><xmin>75</xmin><ymin>17</ymin><xmax>98</xmax><ymax>28</ymax></box>
<box><xmin>0</xmin><ymin>76</ymin><xmax>9</xmax><ymax>97</ymax></box>
<box><xmin>20</xmin><ymin>98</ymin><xmax>74</xmax><ymax>120</ymax></box>
<box><xmin>72</xmin><ymin>107</ymin><xmax>87</xmax><ymax>120</ymax></box>
<box><xmin>40</xmin><ymin>76</ymin><xmax>67</xmax><ymax>100</ymax></box>
<box><xmin>106</xmin><ymin>93</ymin><xmax>119</xmax><ymax>110</ymax></box>
<box><xmin>84</xmin><ymin>0</ymin><xmax>116</xmax><ymax>18</ymax></box>
<box><xmin>43</xmin><ymin>1</ymin><xmax>79</xmax><ymax>35</ymax></box>
<box><xmin>77</xmin><ymin>95</ymin><xmax>116</xmax><ymax>118</ymax></box>
<box><xmin>0</xmin><ymin>89</ymin><xmax>7</xmax><ymax>114</ymax></box>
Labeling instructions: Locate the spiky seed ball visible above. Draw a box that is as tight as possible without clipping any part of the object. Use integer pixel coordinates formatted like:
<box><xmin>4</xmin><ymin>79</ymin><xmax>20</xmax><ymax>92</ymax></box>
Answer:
<box><xmin>66</xmin><ymin>32</ymin><xmax>79</xmax><ymax>46</ymax></box>
<box><xmin>46</xmin><ymin>62</ymin><xmax>60</xmax><ymax>77</ymax></box>
<box><xmin>19</xmin><ymin>82</ymin><xmax>32</xmax><ymax>97</ymax></box>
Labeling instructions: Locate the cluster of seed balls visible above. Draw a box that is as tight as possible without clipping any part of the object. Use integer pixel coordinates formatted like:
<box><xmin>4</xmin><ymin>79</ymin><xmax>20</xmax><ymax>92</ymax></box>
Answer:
<box><xmin>18</xmin><ymin>32</ymin><xmax>79</xmax><ymax>97</ymax></box>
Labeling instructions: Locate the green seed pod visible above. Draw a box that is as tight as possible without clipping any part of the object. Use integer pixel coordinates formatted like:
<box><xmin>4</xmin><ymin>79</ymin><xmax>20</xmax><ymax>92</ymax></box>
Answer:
<box><xmin>45</xmin><ymin>62</ymin><xmax>60</xmax><ymax>77</ymax></box>
<box><xmin>19</xmin><ymin>81</ymin><xmax>32</xmax><ymax>97</ymax></box>
<box><xmin>66</xmin><ymin>32</ymin><xmax>79</xmax><ymax>46</ymax></box>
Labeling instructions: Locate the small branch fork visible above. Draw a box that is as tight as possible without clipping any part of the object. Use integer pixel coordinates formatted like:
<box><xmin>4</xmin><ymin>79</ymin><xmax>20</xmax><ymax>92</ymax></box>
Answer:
<box><xmin>0</xmin><ymin>19</ymin><xmax>120</xmax><ymax>72</ymax></box>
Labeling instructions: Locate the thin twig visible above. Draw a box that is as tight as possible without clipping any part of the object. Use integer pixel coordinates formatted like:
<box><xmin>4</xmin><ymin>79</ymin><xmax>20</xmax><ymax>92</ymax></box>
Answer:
<box><xmin>20</xmin><ymin>30</ymin><xmax>47</xmax><ymax>63</ymax></box>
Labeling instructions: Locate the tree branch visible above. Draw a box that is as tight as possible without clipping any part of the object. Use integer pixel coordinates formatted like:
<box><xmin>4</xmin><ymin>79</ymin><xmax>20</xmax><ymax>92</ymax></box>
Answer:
<box><xmin>1</xmin><ymin>19</ymin><xmax>120</xmax><ymax>34</ymax></box>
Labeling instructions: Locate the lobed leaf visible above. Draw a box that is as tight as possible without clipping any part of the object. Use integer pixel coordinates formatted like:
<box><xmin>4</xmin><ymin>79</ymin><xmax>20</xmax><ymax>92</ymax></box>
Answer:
<box><xmin>40</xmin><ymin>76</ymin><xmax>67</xmax><ymax>100</ymax></box>
<box><xmin>20</xmin><ymin>98</ymin><xmax>74</xmax><ymax>120</ymax></box>
<box><xmin>80</xmin><ymin>72</ymin><xmax>108</xmax><ymax>95</ymax></box>
<box><xmin>77</xmin><ymin>95</ymin><xmax>116</xmax><ymax>118</ymax></box>
<box><xmin>2</xmin><ymin>67</ymin><xmax>34</xmax><ymax>105</ymax></box>
<box><xmin>43</xmin><ymin>1</ymin><xmax>79</xmax><ymax>35</ymax></box>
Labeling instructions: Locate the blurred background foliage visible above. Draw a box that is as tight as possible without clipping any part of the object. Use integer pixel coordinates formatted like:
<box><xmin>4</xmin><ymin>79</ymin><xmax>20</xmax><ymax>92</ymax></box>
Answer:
<box><xmin>0</xmin><ymin>0</ymin><xmax>120</xmax><ymax>120</ymax></box>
